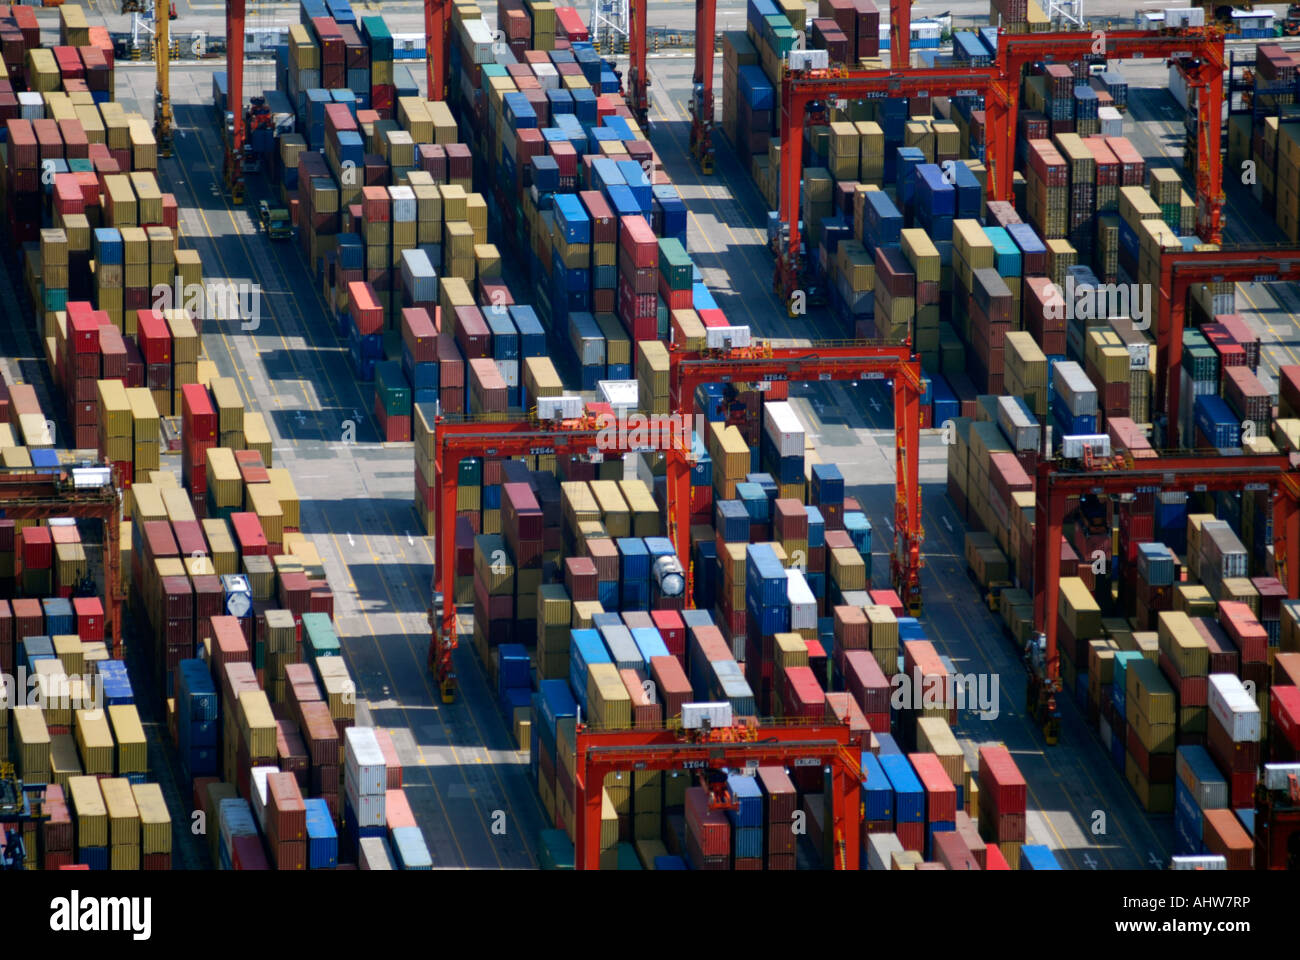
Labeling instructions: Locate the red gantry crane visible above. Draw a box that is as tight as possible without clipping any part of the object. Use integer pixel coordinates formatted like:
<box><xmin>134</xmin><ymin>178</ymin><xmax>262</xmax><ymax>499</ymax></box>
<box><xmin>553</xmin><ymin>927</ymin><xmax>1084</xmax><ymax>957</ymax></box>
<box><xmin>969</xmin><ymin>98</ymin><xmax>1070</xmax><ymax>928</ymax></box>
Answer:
<box><xmin>666</xmin><ymin>340</ymin><xmax>926</xmax><ymax>614</ymax></box>
<box><xmin>688</xmin><ymin>0</ymin><xmax>718</xmax><ymax>172</ymax></box>
<box><xmin>224</xmin><ymin>0</ymin><xmax>246</xmax><ymax>203</ymax></box>
<box><xmin>573</xmin><ymin>719</ymin><xmax>863</xmax><ymax>870</ymax></box>
<box><xmin>1157</xmin><ymin>246</ymin><xmax>1300</xmax><ymax>449</ymax></box>
<box><xmin>427</xmin><ymin>340</ymin><xmax>927</xmax><ymax>696</ymax></box>
<box><xmin>425</xmin><ymin>0</ymin><xmax>452</xmax><ymax>103</ymax></box>
<box><xmin>776</xmin><ymin>66</ymin><xmax>1003</xmax><ymax>298</ymax></box>
<box><xmin>1030</xmin><ymin>452</ymin><xmax>1300</xmax><ymax>743</ymax></box>
<box><xmin>986</xmin><ymin>28</ymin><xmax>1226</xmax><ymax>242</ymax></box>
<box><xmin>426</xmin><ymin>413</ymin><xmax>682</xmax><ymax>701</ymax></box>
<box><xmin>0</xmin><ymin>465</ymin><xmax>124</xmax><ymax>651</ymax></box>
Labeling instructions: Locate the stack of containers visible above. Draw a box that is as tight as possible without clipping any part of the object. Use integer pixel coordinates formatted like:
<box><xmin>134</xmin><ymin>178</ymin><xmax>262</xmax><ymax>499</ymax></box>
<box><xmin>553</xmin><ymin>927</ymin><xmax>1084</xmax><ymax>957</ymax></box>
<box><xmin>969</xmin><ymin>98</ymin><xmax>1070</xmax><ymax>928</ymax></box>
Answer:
<box><xmin>1207</xmin><ymin>673</ymin><xmax>1261</xmax><ymax>809</ymax></box>
<box><xmin>344</xmin><ymin>725</ymin><xmax>388</xmax><ymax>857</ymax></box>
<box><xmin>977</xmin><ymin>745</ymin><xmax>1027</xmax><ymax>868</ymax></box>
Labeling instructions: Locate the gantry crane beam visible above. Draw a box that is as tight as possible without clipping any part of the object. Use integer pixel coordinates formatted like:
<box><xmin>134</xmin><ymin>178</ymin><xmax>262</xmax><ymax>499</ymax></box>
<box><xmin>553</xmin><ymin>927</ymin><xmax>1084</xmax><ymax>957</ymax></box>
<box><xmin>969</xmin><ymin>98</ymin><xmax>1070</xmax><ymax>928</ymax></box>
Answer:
<box><xmin>1033</xmin><ymin>453</ymin><xmax>1300</xmax><ymax>693</ymax></box>
<box><xmin>573</xmin><ymin>721</ymin><xmax>862</xmax><ymax>870</ymax></box>
<box><xmin>0</xmin><ymin>468</ymin><xmax>123</xmax><ymax>650</ymax></box>
<box><xmin>1157</xmin><ymin>245</ymin><xmax>1300</xmax><ymax>449</ymax></box>
<box><xmin>776</xmin><ymin>67</ymin><xmax>1003</xmax><ymax>296</ymax></box>
<box><xmin>667</xmin><ymin>340</ymin><xmax>926</xmax><ymax>614</ymax></box>
<box><xmin>890</xmin><ymin>0</ymin><xmax>911</xmax><ymax>69</ymax></box>
<box><xmin>688</xmin><ymin>0</ymin><xmax>718</xmax><ymax>172</ymax></box>
<box><xmin>986</xmin><ymin>28</ymin><xmax>1226</xmax><ymax>241</ymax></box>
<box><xmin>627</xmin><ymin>0</ymin><xmax>649</xmax><ymax>125</ymax></box>
<box><xmin>223</xmin><ymin>0</ymin><xmax>245</xmax><ymax>202</ymax></box>
<box><xmin>427</xmin><ymin>415</ymin><xmax>685</xmax><ymax>700</ymax></box>
<box><xmin>154</xmin><ymin>0</ymin><xmax>172</xmax><ymax>157</ymax></box>
<box><xmin>425</xmin><ymin>0</ymin><xmax>452</xmax><ymax>103</ymax></box>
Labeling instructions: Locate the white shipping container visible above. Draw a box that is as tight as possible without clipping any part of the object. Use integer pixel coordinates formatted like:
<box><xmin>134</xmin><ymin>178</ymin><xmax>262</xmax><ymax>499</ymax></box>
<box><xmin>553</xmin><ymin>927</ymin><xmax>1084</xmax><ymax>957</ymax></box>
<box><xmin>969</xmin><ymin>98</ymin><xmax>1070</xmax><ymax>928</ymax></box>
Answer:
<box><xmin>1060</xmin><ymin>434</ymin><xmax>1111</xmax><ymax>460</ymax></box>
<box><xmin>763</xmin><ymin>401</ymin><xmax>806</xmax><ymax>458</ymax></box>
<box><xmin>1208</xmin><ymin>674</ymin><xmax>1261</xmax><ymax>742</ymax></box>
<box><xmin>389</xmin><ymin>185</ymin><xmax>417</xmax><ymax>222</ymax></box>
<box><xmin>346</xmin><ymin>773</ymin><xmax>388</xmax><ymax>827</ymax></box>
<box><xmin>496</xmin><ymin>359</ymin><xmax>519</xmax><ymax>389</ymax></box>
<box><xmin>359</xmin><ymin>836</ymin><xmax>395</xmax><ymax>870</ymax></box>
<box><xmin>1201</xmin><ymin>522</ymin><xmax>1247</xmax><ymax>578</ymax></box>
<box><xmin>400</xmin><ymin>248</ymin><xmax>438</xmax><ymax>302</ymax></box>
<box><xmin>867</xmin><ymin>832</ymin><xmax>904</xmax><ymax>870</ymax></box>
<box><xmin>1098</xmin><ymin>106</ymin><xmax>1123</xmax><ymax>137</ymax></box>
<box><xmin>1053</xmin><ymin>361</ymin><xmax>1099</xmax><ymax>416</ymax></box>
<box><xmin>997</xmin><ymin>395</ymin><xmax>1040</xmax><ymax>451</ymax></box>
<box><xmin>344</xmin><ymin>726</ymin><xmax>388</xmax><ymax>795</ymax></box>
<box><xmin>1263</xmin><ymin>763</ymin><xmax>1300</xmax><ymax>790</ymax></box>
<box><xmin>785</xmin><ymin>568</ymin><xmax>817</xmax><ymax>631</ymax></box>
<box><xmin>249</xmin><ymin>765</ymin><xmax>278</xmax><ymax>832</ymax></box>
<box><xmin>1171</xmin><ymin>855</ymin><xmax>1227</xmax><ymax>870</ymax></box>
<box><xmin>537</xmin><ymin>395</ymin><xmax>585</xmax><ymax>420</ymax></box>
<box><xmin>1175</xmin><ymin>748</ymin><xmax>1230</xmax><ymax>810</ymax></box>
<box><xmin>682</xmin><ymin>702</ymin><xmax>732</xmax><ymax>729</ymax></box>
<box><xmin>533</xmin><ymin>62</ymin><xmax>560</xmax><ymax>90</ymax></box>
<box><xmin>18</xmin><ymin>91</ymin><xmax>43</xmax><ymax>120</ymax></box>
<box><xmin>465</xmin><ymin>19</ymin><xmax>495</xmax><ymax>64</ymax></box>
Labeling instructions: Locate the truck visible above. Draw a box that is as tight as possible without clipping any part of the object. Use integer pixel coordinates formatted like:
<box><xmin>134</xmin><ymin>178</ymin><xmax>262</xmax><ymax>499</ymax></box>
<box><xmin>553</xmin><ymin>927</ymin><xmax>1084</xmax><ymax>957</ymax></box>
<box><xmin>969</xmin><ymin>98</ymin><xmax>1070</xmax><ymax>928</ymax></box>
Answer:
<box><xmin>258</xmin><ymin>201</ymin><xmax>291</xmax><ymax>240</ymax></box>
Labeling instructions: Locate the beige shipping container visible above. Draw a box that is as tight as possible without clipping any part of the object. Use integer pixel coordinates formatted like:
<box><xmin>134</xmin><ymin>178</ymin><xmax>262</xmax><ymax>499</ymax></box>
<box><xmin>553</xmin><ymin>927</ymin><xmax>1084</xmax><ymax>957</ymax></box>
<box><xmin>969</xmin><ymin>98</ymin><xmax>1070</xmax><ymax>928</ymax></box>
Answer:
<box><xmin>523</xmin><ymin>355</ymin><xmax>562</xmax><ymax>401</ymax></box>
<box><xmin>618</xmin><ymin>480</ymin><xmax>659</xmax><ymax>538</ymax></box>
<box><xmin>589</xmin><ymin>480</ymin><xmax>631</xmax><ymax>538</ymax></box>
<box><xmin>1156</xmin><ymin>611</ymin><xmax>1209</xmax><ymax>677</ymax></box>
<box><xmin>266</xmin><ymin>468</ymin><xmax>300</xmax><ymax>529</ymax></box>
<box><xmin>206</xmin><ymin>447</ymin><xmax>242</xmax><ymax>507</ymax></box>
<box><xmin>246</xmin><ymin>482</ymin><xmax>284</xmax><ymax>543</ymax></box>
<box><xmin>50</xmin><ymin>734</ymin><xmax>82</xmax><ymax>790</ymax></box>
<box><xmin>1058</xmin><ymin>577</ymin><xmax>1101</xmax><ymax>638</ymax></box>
<box><xmin>97</xmin><ymin>379</ymin><xmax>133</xmax><ymax>438</ymax></box>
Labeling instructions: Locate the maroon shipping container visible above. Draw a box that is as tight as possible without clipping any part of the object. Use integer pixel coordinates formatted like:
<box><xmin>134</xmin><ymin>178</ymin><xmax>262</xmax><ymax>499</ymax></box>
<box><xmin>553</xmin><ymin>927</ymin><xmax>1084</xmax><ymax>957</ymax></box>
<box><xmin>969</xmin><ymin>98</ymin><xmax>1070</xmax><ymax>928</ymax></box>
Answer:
<box><xmin>978</xmin><ymin>744</ymin><xmax>1027</xmax><ymax>814</ymax></box>
<box><xmin>578</xmin><ymin>189</ymin><xmax>616</xmax><ymax>244</ymax></box>
<box><xmin>1220</xmin><ymin>601</ymin><xmax>1267</xmax><ymax>663</ymax></box>
<box><xmin>299</xmin><ymin>700</ymin><xmax>339</xmax><ymax>766</ymax></box>
<box><xmin>780</xmin><ymin>665</ymin><xmax>825</xmax><ymax>719</ymax></box>
<box><xmin>649</xmin><ymin>655</ymin><xmax>691</xmax><ymax>720</ymax></box>
<box><xmin>454</xmin><ymin>305</ymin><xmax>491</xmax><ymax>359</ymax></box>
<box><xmin>563</xmin><ymin>555</ymin><xmax>597</xmax><ymax>601</ymax></box>
<box><xmin>618</xmin><ymin>215</ymin><xmax>657</xmax><ymax>268</ymax></box>
<box><xmin>266</xmin><ymin>771</ymin><xmax>307</xmax><ymax>842</ymax></box>
<box><xmin>586</xmin><ymin>537</ymin><xmax>619</xmax><ymax>580</ymax></box>
<box><xmin>232</xmin><ymin>835</ymin><xmax>269</xmax><ymax>870</ymax></box>
<box><xmin>401</xmin><ymin>308</ymin><xmax>438</xmax><ymax>364</ymax></box>
<box><xmin>842</xmin><ymin>648</ymin><xmax>890</xmax><ymax>716</ymax></box>
<box><xmin>933</xmin><ymin>830</ymin><xmax>981</xmax><ymax>870</ymax></box>
<box><xmin>619</xmin><ymin>668</ymin><xmax>662</xmax><ymax>728</ymax></box>
<box><xmin>684</xmin><ymin>786</ymin><xmax>730</xmax><ymax>856</ymax></box>
<box><xmin>874</xmin><ymin>246</ymin><xmax>915</xmax><ymax>299</ymax></box>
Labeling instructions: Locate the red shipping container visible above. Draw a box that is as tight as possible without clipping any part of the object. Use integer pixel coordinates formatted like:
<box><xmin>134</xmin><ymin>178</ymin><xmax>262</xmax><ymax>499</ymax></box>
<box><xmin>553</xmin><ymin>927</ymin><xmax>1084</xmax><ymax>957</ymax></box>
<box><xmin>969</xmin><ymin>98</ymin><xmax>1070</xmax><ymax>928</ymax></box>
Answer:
<box><xmin>618</xmin><ymin>215</ymin><xmax>658</xmax><ymax>268</ymax></box>
<box><xmin>910</xmin><ymin>752</ymin><xmax>957</xmax><ymax>822</ymax></box>
<box><xmin>1220</xmin><ymin>601</ymin><xmax>1267</xmax><ymax>663</ymax></box>
<box><xmin>73</xmin><ymin>596</ymin><xmax>103</xmax><ymax>641</ymax></box>
<box><xmin>401</xmin><ymin>308</ymin><xmax>438</xmax><ymax>364</ymax></box>
<box><xmin>347</xmin><ymin>281</ymin><xmax>384</xmax><ymax>335</ymax></box>
<box><xmin>1201</xmin><ymin>808</ymin><xmax>1253</xmax><ymax>870</ymax></box>
<box><xmin>230</xmin><ymin>512</ymin><xmax>268</xmax><ymax>556</ymax></box>
<box><xmin>20</xmin><ymin>525</ymin><xmax>53</xmax><ymax>570</ymax></box>
<box><xmin>266</xmin><ymin>771</ymin><xmax>306</xmax><ymax>842</ymax></box>
<box><xmin>978</xmin><ymin>744</ymin><xmax>1027</xmax><ymax>814</ymax></box>
<box><xmin>135</xmin><ymin>310</ymin><xmax>171</xmax><ymax>364</ymax></box>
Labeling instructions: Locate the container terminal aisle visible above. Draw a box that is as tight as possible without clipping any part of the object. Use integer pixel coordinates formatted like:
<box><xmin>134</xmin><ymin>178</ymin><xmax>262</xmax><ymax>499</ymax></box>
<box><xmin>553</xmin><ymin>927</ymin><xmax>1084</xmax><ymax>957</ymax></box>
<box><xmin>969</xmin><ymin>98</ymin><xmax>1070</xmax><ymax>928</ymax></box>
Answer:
<box><xmin>127</xmin><ymin>63</ymin><xmax>546</xmax><ymax>867</ymax></box>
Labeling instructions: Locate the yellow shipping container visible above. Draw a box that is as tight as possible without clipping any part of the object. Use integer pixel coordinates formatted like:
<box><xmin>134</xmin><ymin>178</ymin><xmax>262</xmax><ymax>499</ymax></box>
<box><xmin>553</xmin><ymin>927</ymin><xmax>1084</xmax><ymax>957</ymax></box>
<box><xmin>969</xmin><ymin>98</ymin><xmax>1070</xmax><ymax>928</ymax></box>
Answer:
<box><xmin>587</xmin><ymin>662</ymin><xmax>632</xmax><ymax>730</ymax></box>
<box><xmin>132</xmin><ymin>782</ymin><xmax>172</xmax><ymax>854</ymax></box>
<box><xmin>205</xmin><ymin>447</ymin><xmax>242</xmax><ymax>508</ymax></box>
<box><xmin>774</xmin><ymin>633</ymin><xmax>809</xmax><ymax>670</ymax></box>
<box><xmin>830</xmin><ymin>547</ymin><xmax>866</xmax><ymax>590</ymax></box>
<box><xmin>100</xmin><ymin>777</ymin><xmax>141</xmax><ymax>847</ymax></box>
<box><xmin>108</xmin><ymin>704</ymin><xmax>148</xmax><ymax>774</ymax></box>
<box><xmin>246</xmin><ymin>482</ymin><xmax>284</xmax><ymax>543</ymax></box>
<box><xmin>75</xmin><ymin>708</ymin><xmax>115</xmax><ymax>775</ymax></box>
<box><xmin>1127</xmin><ymin>659</ymin><xmax>1176</xmax><ymax>726</ymax></box>
<box><xmin>50</xmin><ymin>734</ymin><xmax>82</xmax><ymax>790</ymax></box>
<box><xmin>14</xmin><ymin>706</ymin><xmax>51</xmax><ymax>783</ymax></box>
<box><xmin>238</xmin><ymin>690</ymin><xmax>277</xmax><ymax>758</ymax></box>
<box><xmin>68</xmin><ymin>775</ymin><xmax>109</xmax><ymax>847</ymax></box>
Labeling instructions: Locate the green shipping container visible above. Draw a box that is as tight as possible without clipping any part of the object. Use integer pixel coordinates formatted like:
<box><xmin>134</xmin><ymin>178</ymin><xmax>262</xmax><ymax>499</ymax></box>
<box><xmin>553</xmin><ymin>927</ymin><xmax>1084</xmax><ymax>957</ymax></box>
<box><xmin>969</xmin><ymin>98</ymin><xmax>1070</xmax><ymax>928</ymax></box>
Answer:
<box><xmin>302</xmin><ymin>612</ymin><xmax>341</xmax><ymax>661</ymax></box>
<box><xmin>458</xmin><ymin>457</ymin><xmax>482</xmax><ymax>486</ymax></box>
<box><xmin>375</xmin><ymin>361</ymin><xmax>412</xmax><ymax>417</ymax></box>
<box><xmin>658</xmin><ymin>238</ymin><xmax>693</xmax><ymax>290</ymax></box>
